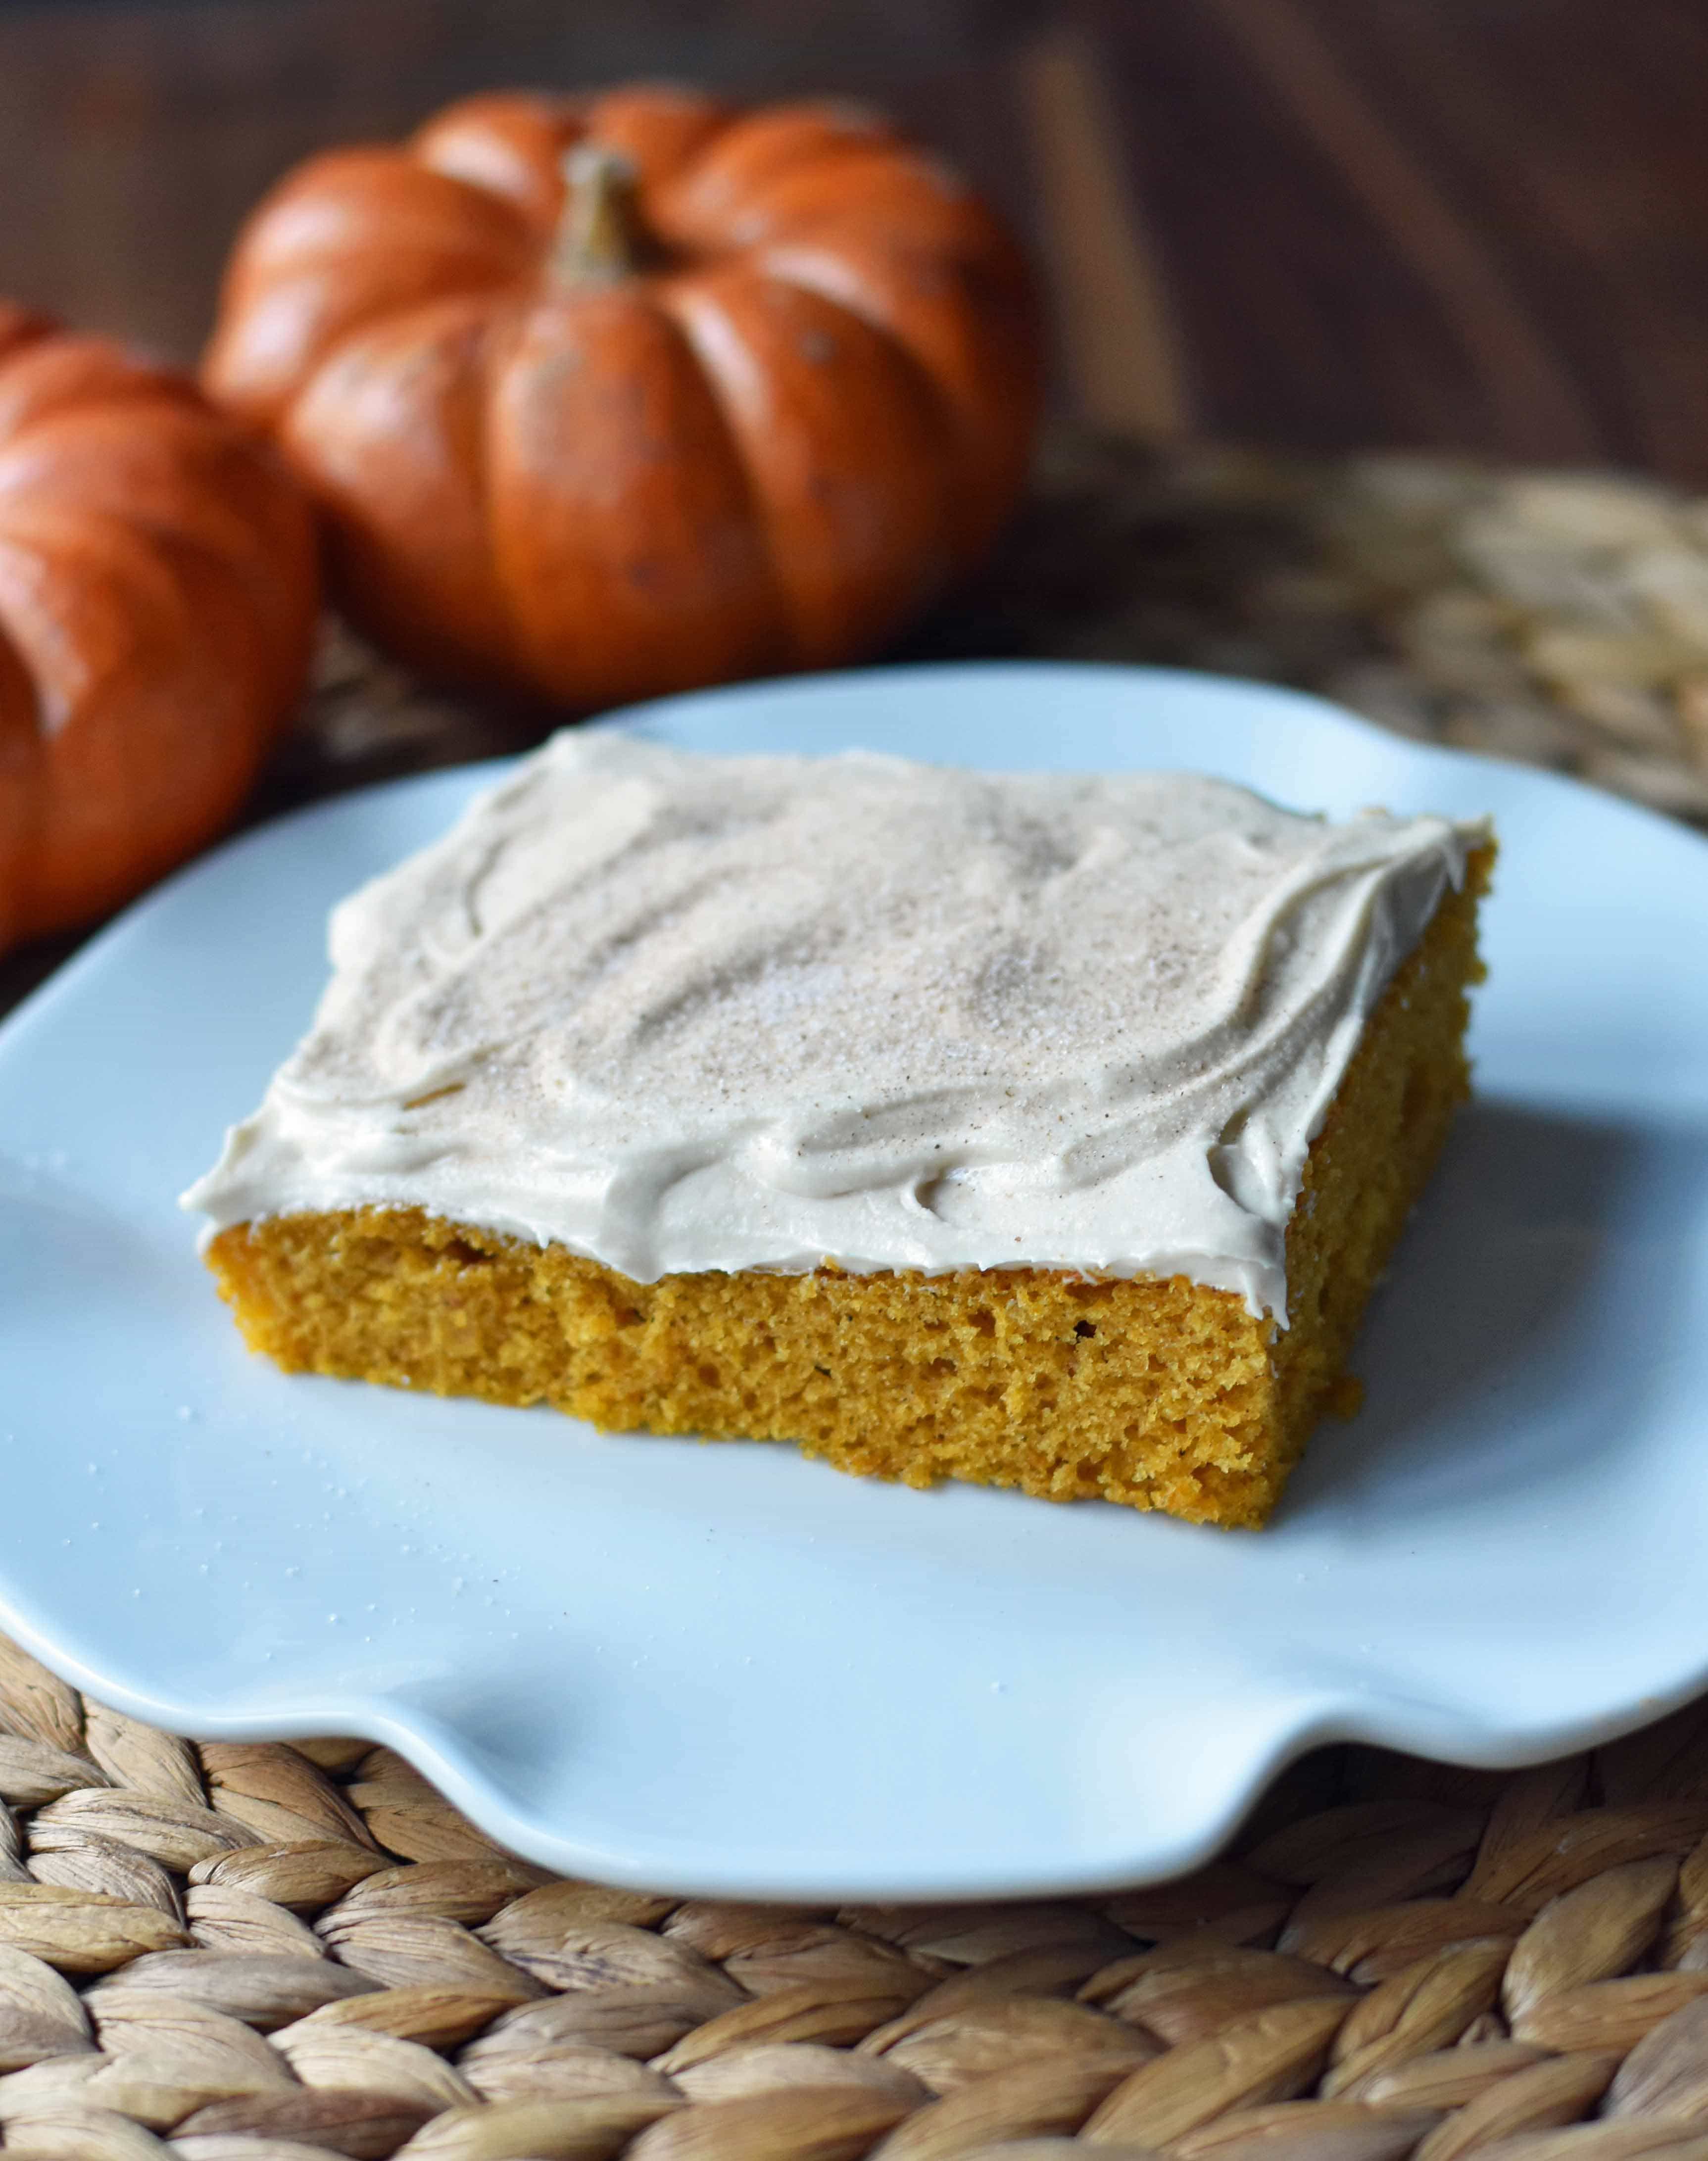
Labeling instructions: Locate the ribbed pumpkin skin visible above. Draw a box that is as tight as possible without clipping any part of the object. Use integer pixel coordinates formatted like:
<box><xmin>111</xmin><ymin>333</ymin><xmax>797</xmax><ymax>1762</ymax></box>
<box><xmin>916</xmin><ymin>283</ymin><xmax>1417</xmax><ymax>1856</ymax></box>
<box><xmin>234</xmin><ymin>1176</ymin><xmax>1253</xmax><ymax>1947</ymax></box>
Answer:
<box><xmin>0</xmin><ymin>307</ymin><xmax>318</xmax><ymax>952</ymax></box>
<box><xmin>202</xmin><ymin>88</ymin><xmax>1043</xmax><ymax>710</ymax></box>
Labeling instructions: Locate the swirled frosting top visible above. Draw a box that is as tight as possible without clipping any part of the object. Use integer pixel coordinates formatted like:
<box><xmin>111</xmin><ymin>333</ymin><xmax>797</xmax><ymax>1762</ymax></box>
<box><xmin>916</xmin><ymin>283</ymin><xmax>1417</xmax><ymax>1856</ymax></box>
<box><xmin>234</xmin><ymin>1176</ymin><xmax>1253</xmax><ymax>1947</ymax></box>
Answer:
<box><xmin>185</xmin><ymin>734</ymin><xmax>1488</xmax><ymax>1319</ymax></box>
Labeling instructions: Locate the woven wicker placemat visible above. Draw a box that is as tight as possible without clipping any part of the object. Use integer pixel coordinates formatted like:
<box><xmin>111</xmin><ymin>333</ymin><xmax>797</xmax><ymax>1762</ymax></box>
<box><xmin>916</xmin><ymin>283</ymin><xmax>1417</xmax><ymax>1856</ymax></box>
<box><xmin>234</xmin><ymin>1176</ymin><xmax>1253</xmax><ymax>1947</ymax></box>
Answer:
<box><xmin>3</xmin><ymin>1631</ymin><xmax>1708</xmax><ymax>2161</ymax></box>
<box><xmin>9</xmin><ymin>434</ymin><xmax>1708</xmax><ymax>2160</ymax></box>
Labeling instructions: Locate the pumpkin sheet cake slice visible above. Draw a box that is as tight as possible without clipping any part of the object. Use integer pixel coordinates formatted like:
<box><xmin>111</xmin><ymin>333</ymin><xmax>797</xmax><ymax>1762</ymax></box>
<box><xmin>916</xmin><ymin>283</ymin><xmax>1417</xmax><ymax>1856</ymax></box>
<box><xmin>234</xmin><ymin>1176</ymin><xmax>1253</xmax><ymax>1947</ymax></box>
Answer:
<box><xmin>185</xmin><ymin>734</ymin><xmax>1492</xmax><ymax>1529</ymax></box>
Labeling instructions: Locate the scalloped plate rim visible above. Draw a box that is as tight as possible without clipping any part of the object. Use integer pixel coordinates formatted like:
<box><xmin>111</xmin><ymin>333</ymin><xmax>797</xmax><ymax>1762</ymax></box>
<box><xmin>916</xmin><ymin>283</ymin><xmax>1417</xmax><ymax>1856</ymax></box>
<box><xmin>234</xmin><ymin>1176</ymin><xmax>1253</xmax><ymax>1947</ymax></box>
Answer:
<box><xmin>1</xmin><ymin>657</ymin><xmax>1705</xmax><ymax>1899</ymax></box>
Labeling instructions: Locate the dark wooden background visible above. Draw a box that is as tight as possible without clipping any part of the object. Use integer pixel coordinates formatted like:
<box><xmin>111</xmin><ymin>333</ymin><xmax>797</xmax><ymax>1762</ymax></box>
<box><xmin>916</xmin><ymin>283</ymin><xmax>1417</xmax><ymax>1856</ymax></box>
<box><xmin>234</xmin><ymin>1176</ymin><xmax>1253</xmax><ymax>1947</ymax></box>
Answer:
<box><xmin>3</xmin><ymin>0</ymin><xmax>1708</xmax><ymax>480</ymax></box>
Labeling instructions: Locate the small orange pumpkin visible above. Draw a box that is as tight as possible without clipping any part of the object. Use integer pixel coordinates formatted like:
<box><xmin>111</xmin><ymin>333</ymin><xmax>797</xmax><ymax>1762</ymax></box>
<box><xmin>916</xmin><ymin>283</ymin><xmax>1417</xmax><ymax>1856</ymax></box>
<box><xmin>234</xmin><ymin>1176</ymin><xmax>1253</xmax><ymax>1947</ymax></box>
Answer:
<box><xmin>0</xmin><ymin>305</ymin><xmax>317</xmax><ymax>953</ymax></box>
<box><xmin>203</xmin><ymin>88</ymin><xmax>1042</xmax><ymax>710</ymax></box>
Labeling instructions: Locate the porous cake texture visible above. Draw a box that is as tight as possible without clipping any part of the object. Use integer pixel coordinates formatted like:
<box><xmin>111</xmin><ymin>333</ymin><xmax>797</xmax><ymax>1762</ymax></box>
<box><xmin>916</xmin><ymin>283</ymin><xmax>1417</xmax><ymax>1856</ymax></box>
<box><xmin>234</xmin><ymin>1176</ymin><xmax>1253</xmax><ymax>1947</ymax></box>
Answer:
<box><xmin>190</xmin><ymin>735</ymin><xmax>1492</xmax><ymax>1529</ymax></box>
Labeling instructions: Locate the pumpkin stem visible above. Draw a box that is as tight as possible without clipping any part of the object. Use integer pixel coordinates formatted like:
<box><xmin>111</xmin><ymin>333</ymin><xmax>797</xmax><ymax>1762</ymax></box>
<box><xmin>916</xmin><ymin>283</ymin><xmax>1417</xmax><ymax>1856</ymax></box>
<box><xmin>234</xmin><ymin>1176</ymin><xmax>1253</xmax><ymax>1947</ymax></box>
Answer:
<box><xmin>551</xmin><ymin>144</ymin><xmax>647</xmax><ymax>287</ymax></box>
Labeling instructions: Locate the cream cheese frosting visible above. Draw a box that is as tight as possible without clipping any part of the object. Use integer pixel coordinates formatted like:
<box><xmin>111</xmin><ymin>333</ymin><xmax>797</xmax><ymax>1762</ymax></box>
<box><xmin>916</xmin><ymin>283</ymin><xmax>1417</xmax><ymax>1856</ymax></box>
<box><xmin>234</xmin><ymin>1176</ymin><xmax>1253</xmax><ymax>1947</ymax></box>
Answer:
<box><xmin>184</xmin><ymin>734</ymin><xmax>1489</xmax><ymax>1320</ymax></box>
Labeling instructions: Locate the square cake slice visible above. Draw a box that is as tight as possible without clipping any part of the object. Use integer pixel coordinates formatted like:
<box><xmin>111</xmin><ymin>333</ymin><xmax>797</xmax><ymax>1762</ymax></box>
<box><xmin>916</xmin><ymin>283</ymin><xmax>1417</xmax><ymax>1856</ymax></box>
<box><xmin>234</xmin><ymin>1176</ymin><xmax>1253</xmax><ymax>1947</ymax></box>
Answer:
<box><xmin>186</xmin><ymin>735</ymin><xmax>1492</xmax><ymax>1529</ymax></box>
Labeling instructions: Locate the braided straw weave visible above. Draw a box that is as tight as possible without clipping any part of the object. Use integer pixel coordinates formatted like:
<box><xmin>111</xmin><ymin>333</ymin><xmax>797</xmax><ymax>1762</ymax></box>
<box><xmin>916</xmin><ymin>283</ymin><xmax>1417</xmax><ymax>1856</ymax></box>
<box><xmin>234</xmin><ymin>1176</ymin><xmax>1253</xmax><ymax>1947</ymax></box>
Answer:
<box><xmin>3</xmin><ymin>1629</ymin><xmax>1708</xmax><ymax>2161</ymax></box>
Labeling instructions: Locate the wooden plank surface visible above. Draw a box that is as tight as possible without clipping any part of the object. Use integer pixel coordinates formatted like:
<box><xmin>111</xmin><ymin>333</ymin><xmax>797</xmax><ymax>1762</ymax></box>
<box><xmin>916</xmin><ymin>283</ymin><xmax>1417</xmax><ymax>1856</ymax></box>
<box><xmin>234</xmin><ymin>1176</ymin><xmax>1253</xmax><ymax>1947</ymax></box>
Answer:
<box><xmin>1080</xmin><ymin>0</ymin><xmax>1708</xmax><ymax>478</ymax></box>
<box><xmin>1</xmin><ymin>0</ymin><xmax>1708</xmax><ymax>478</ymax></box>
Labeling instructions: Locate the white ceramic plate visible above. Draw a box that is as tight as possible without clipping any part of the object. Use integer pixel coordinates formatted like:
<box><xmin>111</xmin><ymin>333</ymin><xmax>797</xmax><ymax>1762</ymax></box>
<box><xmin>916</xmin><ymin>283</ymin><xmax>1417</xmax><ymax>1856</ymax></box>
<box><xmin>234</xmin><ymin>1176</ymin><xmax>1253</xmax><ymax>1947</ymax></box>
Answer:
<box><xmin>3</xmin><ymin>662</ymin><xmax>1707</xmax><ymax>1901</ymax></box>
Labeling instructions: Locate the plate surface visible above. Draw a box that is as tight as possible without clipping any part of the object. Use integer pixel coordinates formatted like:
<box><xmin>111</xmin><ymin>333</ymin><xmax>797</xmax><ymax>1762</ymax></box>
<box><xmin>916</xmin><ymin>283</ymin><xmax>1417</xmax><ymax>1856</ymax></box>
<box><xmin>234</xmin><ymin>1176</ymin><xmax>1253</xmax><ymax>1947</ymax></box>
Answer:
<box><xmin>3</xmin><ymin>662</ymin><xmax>1708</xmax><ymax>1900</ymax></box>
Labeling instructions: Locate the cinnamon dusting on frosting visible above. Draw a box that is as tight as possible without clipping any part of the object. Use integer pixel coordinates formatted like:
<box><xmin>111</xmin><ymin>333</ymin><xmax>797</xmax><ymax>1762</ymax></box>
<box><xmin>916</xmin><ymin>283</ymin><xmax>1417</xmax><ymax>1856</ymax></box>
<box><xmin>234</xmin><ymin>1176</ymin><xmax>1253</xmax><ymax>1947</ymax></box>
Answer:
<box><xmin>185</xmin><ymin>735</ymin><xmax>1488</xmax><ymax>1318</ymax></box>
